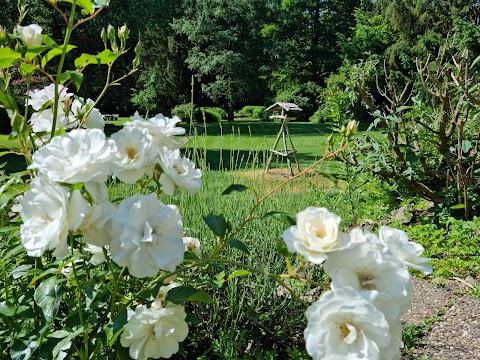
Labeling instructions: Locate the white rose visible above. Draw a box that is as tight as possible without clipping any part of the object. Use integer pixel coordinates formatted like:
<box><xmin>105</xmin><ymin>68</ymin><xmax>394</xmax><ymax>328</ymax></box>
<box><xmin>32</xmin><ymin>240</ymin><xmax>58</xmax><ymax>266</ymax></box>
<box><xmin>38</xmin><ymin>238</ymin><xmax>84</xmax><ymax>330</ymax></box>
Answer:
<box><xmin>28</xmin><ymin>83</ymin><xmax>72</xmax><ymax>111</ymax></box>
<box><xmin>379</xmin><ymin>226</ymin><xmax>432</xmax><ymax>274</ymax></box>
<box><xmin>29</xmin><ymin>128</ymin><xmax>117</xmax><ymax>184</ymax></box>
<box><xmin>19</xmin><ymin>176</ymin><xmax>70</xmax><ymax>257</ymax></box>
<box><xmin>70</xmin><ymin>98</ymin><xmax>105</xmax><ymax>130</ymax></box>
<box><xmin>125</xmin><ymin>111</ymin><xmax>187</xmax><ymax>149</ymax></box>
<box><xmin>67</xmin><ymin>189</ymin><xmax>90</xmax><ymax>231</ymax></box>
<box><xmin>152</xmin><ymin>282</ymin><xmax>181</xmax><ymax>309</ymax></box>
<box><xmin>158</xmin><ymin>148</ymin><xmax>202</xmax><ymax>195</ymax></box>
<box><xmin>17</xmin><ymin>24</ymin><xmax>43</xmax><ymax>47</ymax></box>
<box><xmin>110</xmin><ymin>126</ymin><xmax>156</xmax><ymax>183</ymax></box>
<box><xmin>110</xmin><ymin>194</ymin><xmax>185</xmax><ymax>278</ymax></box>
<box><xmin>304</xmin><ymin>286</ymin><xmax>398</xmax><ymax>360</ymax></box>
<box><xmin>120</xmin><ymin>304</ymin><xmax>189</xmax><ymax>360</ymax></box>
<box><xmin>324</xmin><ymin>242</ymin><xmax>413</xmax><ymax>319</ymax></box>
<box><xmin>348</xmin><ymin>228</ymin><xmax>381</xmax><ymax>244</ymax></box>
<box><xmin>182</xmin><ymin>236</ymin><xmax>201</xmax><ymax>256</ymax></box>
<box><xmin>78</xmin><ymin>202</ymin><xmax>116</xmax><ymax>247</ymax></box>
<box><xmin>29</xmin><ymin>107</ymin><xmax>69</xmax><ymax>133</ymax></box>
<box><xmin>84</xmin><ymin>244</ymin><xmax>107</xmax><ymax>266</ymax></box>
<box><xmin>282</xmin><ymin>207</ymin><xmax>347</xmax><ymax>264</ymax></box>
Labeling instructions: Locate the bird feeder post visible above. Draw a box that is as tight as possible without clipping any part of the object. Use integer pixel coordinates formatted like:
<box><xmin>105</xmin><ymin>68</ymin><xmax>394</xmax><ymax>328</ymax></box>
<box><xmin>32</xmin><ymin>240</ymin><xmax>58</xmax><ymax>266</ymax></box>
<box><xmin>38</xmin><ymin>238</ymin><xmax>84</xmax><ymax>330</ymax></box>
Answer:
<box><xmin>264</xmin><ymin>102</ymin><xmax>301</xmax><ymax>176</ymax></box>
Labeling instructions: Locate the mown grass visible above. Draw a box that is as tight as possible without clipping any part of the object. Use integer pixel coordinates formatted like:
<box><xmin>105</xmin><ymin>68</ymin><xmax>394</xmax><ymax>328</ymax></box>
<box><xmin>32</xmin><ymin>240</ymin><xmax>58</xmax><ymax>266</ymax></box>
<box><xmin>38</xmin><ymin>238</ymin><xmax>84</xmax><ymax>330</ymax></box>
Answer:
<box><xmin>2</xmin><ymin>118</ymin><xmax>478</xmax><ymax>358</ymax></box>
<box><xmin>109</xmin><ymin>161</ymin><xmax>398</xmax><ymax>358</ymax></box>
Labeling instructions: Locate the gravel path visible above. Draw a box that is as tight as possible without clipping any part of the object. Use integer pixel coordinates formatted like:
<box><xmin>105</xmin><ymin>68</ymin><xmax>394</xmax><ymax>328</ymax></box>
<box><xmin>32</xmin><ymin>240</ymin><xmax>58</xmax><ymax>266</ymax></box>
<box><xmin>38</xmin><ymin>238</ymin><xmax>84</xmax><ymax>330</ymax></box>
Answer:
<box><xmin>401</xmin><ymin>277</ymin><xmax>480</xmax><ymax>360</ymax></box>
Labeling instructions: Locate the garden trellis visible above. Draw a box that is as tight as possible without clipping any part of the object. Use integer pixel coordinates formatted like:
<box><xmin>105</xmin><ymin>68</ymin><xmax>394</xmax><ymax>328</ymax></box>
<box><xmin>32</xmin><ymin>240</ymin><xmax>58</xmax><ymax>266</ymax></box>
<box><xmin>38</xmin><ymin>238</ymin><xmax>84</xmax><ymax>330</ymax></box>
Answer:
<box><xmin>265</xmin><ymin>102</ymin><xmax>302</xmax><ymax>176</ymax></box>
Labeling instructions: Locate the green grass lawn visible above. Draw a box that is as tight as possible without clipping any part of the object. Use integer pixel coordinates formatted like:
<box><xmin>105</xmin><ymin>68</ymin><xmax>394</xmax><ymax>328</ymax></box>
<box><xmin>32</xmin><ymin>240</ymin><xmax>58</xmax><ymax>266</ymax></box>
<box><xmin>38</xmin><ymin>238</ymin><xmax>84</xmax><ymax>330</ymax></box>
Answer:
<box><xmin>1</xmin><ymin>119</ymin><xmax>478</xmax><ymax>358</ymax></box>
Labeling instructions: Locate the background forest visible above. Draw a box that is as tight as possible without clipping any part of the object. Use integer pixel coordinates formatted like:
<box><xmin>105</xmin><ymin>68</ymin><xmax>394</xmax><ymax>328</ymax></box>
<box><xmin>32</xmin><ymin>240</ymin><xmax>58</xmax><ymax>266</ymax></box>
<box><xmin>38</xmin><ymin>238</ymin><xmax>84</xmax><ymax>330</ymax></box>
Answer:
<box><xmin>2</xmin><ymin>0</ymin><xmax>478</xmax><ymax>120</ymax></box>
<box><xmin>2</xmin><ymin>0</ymin><xmax>480</xmax><ymax>217</ymax></box>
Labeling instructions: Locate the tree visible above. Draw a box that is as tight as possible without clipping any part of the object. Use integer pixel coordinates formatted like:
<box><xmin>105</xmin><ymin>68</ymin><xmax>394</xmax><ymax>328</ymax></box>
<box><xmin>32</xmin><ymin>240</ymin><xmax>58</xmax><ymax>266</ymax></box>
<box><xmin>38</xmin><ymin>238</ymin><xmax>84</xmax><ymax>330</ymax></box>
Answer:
<box><xmin>172</xmin><ymin>0</ymin><xmax>272</xmax><ymax>121</ymax></box>
<box><xmin>265</xmin><ymin>0</ymin><xmax>364</xmax><ymax>120</ymax></box>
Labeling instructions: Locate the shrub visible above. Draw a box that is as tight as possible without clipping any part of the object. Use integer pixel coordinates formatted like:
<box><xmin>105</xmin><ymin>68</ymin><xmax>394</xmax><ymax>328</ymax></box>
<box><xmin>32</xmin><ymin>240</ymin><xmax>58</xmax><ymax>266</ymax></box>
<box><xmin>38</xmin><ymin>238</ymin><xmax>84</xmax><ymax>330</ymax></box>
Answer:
<box><xmin>171</xmin><ymin>105</ymin><xmax>224</xmax><ymax>123</ymax></box>
<box><xmin>172</xmin><ymin>103</ymin><xmax>195</xmax><ymax>122</ymax></box>
<box><xmin>238</xmin><ymin>105</ymin><xmax>265</xmax><ymax>119</ymax></box>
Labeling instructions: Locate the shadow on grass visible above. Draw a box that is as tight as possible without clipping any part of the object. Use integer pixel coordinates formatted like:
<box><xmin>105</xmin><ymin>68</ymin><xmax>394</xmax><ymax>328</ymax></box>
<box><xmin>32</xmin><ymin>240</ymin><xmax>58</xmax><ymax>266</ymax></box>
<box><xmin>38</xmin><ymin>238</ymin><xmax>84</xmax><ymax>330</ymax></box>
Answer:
<box><xmin>183</xmin><ymin>120</ymin><xmax>373</xmax><ymax>137</ymax></box>
<box><xmin>183</xmin><ymin>148</ymin><xmax>323</xmax><ymax>171</ymax></box>
<box><xmin>1</xmin><ymin>153</ymin><xmax>28</xmax><ymax>174</ymax></box>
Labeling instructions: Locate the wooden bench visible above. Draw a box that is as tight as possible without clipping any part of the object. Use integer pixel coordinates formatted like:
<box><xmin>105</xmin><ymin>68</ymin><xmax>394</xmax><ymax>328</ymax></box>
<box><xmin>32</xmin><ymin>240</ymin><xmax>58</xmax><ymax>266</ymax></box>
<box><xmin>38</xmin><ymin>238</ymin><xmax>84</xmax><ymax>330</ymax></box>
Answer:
<box><xmin>103</xmin><ymin>113</ymin><xmax>119</xmax><ymax>121</ymax></box>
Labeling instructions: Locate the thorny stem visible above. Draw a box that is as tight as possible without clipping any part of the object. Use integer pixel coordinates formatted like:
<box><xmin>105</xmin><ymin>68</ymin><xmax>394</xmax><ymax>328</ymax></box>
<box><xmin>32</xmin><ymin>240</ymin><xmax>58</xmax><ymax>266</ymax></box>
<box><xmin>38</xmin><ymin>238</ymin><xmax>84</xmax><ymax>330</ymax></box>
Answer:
<box><xmin>70</xmin><ymin>235</ymin><xmax>89</xmax><ymax>359</ymax></box>
<box><xmin>51</xmin><ymin>1</ymin><xmax>77</xmax><ymax>139</ymax></box>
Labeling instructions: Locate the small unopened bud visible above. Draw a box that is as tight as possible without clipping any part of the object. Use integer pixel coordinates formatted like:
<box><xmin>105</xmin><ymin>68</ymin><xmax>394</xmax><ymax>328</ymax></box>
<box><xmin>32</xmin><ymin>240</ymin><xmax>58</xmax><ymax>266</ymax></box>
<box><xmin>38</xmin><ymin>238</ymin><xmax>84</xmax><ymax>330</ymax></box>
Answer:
<box><xmin>340</xmin><ymin>125</ymin><xmax>346</xmax><ymax>136</ymax></box>
<box><xmin>132</xmin><ymin>40</ymin><xmax>141</xmax><ymax>68</ymax></box>
<box><xmin>100</xmin><ymin>27</ymin><xmax>108</xmax><ymax>48</ymax></box>
<box><xmin>107</xmin><ymin>24</ymin><xmax>116</xmax><ymax>41</ymax></box>
<box><xmin>0</xmin><ymin>26</ymin><xmax>7</xmax><ymax>45</ymax></box>
<box><xmin>327</xmin><ymin>134</ymin><xmax>333</xmax><ymax>146</ymax></box>
<box><xmin>345</xmin><ymin>120</ymin><xmax>358</xmax><ymax>137</ymax></box>
<box><xmin>118</xmin><ymin>24</ymin><xmax>129</xmax><ymax>41</ymax></box>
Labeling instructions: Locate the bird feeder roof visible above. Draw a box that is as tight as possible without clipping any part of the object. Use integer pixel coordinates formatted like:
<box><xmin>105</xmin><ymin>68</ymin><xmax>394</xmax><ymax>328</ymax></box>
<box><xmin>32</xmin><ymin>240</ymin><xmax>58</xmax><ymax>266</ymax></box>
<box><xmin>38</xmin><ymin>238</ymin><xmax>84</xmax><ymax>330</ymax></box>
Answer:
<box><xmin>266</xmin><ymin>102</ymin><xmax>302</xmax><ymax>112</ymax></box>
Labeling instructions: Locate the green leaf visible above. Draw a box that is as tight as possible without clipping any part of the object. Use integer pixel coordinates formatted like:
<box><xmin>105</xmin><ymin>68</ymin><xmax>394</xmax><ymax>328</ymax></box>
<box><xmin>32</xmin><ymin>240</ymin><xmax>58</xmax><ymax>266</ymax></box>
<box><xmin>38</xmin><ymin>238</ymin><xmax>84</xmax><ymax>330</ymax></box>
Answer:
<box><xmin>0</xmin><ymin>92</ymin><xmax>17</xmax><ymax>109</ymax></box>
<box><xmin>67</xmin><ymin>70</ymin><xmax>84</xmax><ymax>91</ymax></box>
<box><xmin>60</xmin><ymin>0</ymin><xmax>94</xmax><ymax>14</ymax></box>
<box><xmin>34</xmin><ymin>277</ymin><xmax>64</xmax><ymax>323</ymax></box>
<box><xmin>226</xmin><ymin>238</ymin><xmax>249</xmax><ymax>254</ymax></box>
<box><xmin>450</xmin><ymin>204</ymin><xmax>465</xmax><ymax>210</ymax></box>
<box><xmin>185</xmin><ymin>311</ymin><xmax>202</xmax><ymax>325</ymax></box>
<box><xmin>24</xmin><ymin>45</ymin><xmax>53</xmax><ymax>61</ymax></box>
<box><xmin>221</xmin><ymin>184</ymin><xmax>250</xmax><ymax>195</ymax></box>
<box><xmin>41</xmin><ymin>34</ymin><xmax>57</xmax><ymax>46</ymax></box>
<box><xmin>276</xmin><ymin>240</ymin><xmax>290</xmax><ymax>258</ymax></box>
<box><xmin>11</xmin><ymin>337</ymin><xmax>40</xmax><ymax>360</ymax></box>
<box><xmin>227</xmin><ymin>269</ymin><xmax>252</xmax><ymax>280</ymax></box>
<box><xmin>0</xmin><ymin>302</ymin><xmax>34</xmax><ymax>318</ymax></box>
<box><xmin>166</xmin><ymin>286</ymin><xmax>214</xmax><ymax>305</ymax></box>
<box><xmin>318</xmin><ymin>172</ymin><xmax>339</xmax><ymax>186</ymax></box>
<box><xmin>0</xmin><ymin>48</ymin><xmax>22</xmax><ymax>68</ymax></box>
<box><xmin>108</xmin><ymin>308</ymin><xmax>128</xmax><ymax>346</ymax></box>
<box><xmin>95</xmin><ymin>49</ymin><xmax>121</xmax><ymax>64</ymax></box>
<box><xmin>74</xmin><ymin>53</ymin><xmax>99</xmax><ymax>68</ymax></box>
<box><xmin>471</xmin><ymin>54</ymin><xmax>480</xmax><ymax>69</ymax></box>
<box><xmin>19</xmin><ymin>62</ymin><xmax>37</xmax><ymax>75</ymax></box>
<box><xmin>51</xmin><ymin>327</ymin><xmax>84</xmax><ymax>359</ymax></box>
<box><xmin>462</xmin><ymin>140</ymin><xmax>472</xmax><ymax>154</ymax></box>
<box><xmin>58</xmin><ymin>70</ymin><xmax>84</xmax><ymax>91</ymax></box>
<box><xmin>41</xmin><ymin>45</ymin><xmax>76</xmax><ymax>68</ymax></box>
<box><xmin>204</xmin><ymin>214</ymin><xmax>228</xmax><ymax>238</ymax></box>
<box><xmin>263</xmin><ymin>211</ymin><xmax>296</xmax><ymax>226</ymax></box>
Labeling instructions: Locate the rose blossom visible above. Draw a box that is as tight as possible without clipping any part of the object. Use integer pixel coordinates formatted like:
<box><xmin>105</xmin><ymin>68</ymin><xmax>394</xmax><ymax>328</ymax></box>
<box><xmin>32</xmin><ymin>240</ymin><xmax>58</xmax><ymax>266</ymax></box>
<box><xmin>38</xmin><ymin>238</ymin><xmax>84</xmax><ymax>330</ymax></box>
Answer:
<box><xmin>120</xmin><ymin>304</ymin><xmax>189</xmax><ymax>360</ymax></box>
<box><xmin>324</xmin><ymin>242</ymin><xmax>413</xmax><ymax>319</ymax></box>
<box><xmin>110</xmin><ymin>194</ymin><xmax>185</xmax><ymax>278</ymax></box>
<box><xmin>304</xmin><ymin>286</ymin><xmax>400</xmax><ymax>360</ymax></box>
<box><xmin>158</xmin><ymin>148</ymin><xmax>202</xmax><ymax>195</ymax></box>
<box><xmin>29</xmin><ymin>107</ymin><xmax>69</xmax><ymax>133</ymax></box>
<box><xmin>84</xmin><ymin>244</ymin><xmax>107</xmax><ymax>266</ymax></box>
<box><xmin>125</xmin><ymin>111</ymin><xmax>186</xmax><ymax>149</ymax></box>
<box><xmin>379</xmin><ymin>226</ymin><xmax>432</xmax><ymax>274</ymax></box>
<box><xmin>110</xmin><ymin>126</ymin><xmax>156</xmax><ymax>183</ymax></box>
<box><xmin>17</xmin><ymin>24</ymin><xmax>43</xmax><ymax>47</ymax></box>
<box><xmin>152</xmin><ymin>282</ymin><xmax>181</xmax><ymax>309</ymax></box>
<box><xmin>29</xmin><ymin>128</ymin><xmax>117</xmax><ymax>184</ymax></box>
<box><xmin>282</xmin><ymin>207</ymin><xmax>347</xmax><ymax>264</ymax></box>
<box><xmin>70</xmin><ymin>98</ymin><xmax>105</xmax><ymax>130</ymax></box>
<box><xmin>19</xmin><ymin>176</ymin><xmax>70</xmax><ymax>257</ymax></box>
<box><xmin>77</xmin><ymin>202</ymin><xmax>116</xmax><ymax>247</ymax></box>
<box><xmin>182</xmin><ymin>236</ymin><xmax>201</xmax><ymax>256</ymax></box>
<box><xmin>28</xmin><ymin>83</ymin><xmax>72</xmax><ymax>111</ymax></box>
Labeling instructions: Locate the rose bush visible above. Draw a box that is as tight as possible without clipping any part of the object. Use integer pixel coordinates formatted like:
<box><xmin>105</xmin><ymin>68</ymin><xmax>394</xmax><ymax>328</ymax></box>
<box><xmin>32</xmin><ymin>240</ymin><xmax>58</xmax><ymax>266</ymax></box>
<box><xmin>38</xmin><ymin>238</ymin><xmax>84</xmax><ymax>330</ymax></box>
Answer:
<box><xmin>0</xmin><ymin>1</ymin><xmax>432</xmax><ymax>359</ymax></box>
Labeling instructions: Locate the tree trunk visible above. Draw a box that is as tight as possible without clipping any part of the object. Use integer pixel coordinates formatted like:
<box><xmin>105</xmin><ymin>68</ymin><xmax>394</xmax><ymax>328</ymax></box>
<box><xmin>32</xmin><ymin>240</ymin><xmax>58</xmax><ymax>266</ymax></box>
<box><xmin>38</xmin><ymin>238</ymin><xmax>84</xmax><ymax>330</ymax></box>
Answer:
<box><xmin>227</xmin><ymin>103</ymin><xmax>234</xmax><ymax>122</ymax></box>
